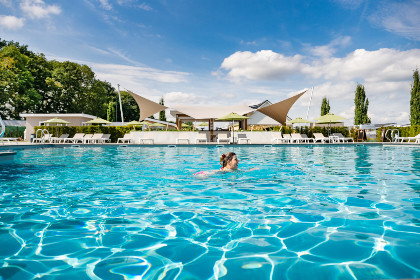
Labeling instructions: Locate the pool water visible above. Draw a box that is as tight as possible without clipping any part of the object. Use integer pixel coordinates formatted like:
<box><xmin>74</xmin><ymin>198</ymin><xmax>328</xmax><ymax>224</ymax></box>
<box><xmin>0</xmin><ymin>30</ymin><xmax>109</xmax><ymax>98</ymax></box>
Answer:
<box><xmin>0</xmin><ymin>145</ymin><xmax>419</xmax><ymax>279</ymax></box>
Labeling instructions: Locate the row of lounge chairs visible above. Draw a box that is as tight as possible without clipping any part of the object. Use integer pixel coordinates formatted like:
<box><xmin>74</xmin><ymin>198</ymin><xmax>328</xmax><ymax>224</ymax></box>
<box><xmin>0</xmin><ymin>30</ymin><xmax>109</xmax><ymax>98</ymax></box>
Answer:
<box><xmin>394</xmin><ymin>133</ymin><xmax>420</xmax><ymax>143</ymax></box>
<box><xmin>33</xmin><ymin>133</ymin><xmax>111</xmax><ymax>144</ymax></box>
<box><xmin>115</xmin><ymin>132</ymin><xmax>354</xmax><ymax>144</ymax></box>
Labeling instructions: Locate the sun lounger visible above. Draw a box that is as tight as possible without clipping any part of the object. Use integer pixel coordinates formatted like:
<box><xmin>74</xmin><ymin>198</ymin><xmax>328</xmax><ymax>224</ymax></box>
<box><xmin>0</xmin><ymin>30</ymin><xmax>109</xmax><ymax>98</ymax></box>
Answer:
<box><xmin>117</xmin><ymin>133</ymin><xmax>133</xmax><ymax>143</ymax></box>
<box><xmin>332</xmin><ymin>133</ymin><xmax>354</xmax><ymax>142</ymax></box>
<box><xmin>96</xmin><ymin>134</ymin><xmax>111</xmax><ymax>143</ymax></box>
<box><xmin>291</xmin><ymin>133</ymin><xmax>304</xmax><ymax>143</ymax></box>
<box><xmin>395</xmin><ymin>133</ymin><xmax>420</xmax><ymax>143</ymax></box>
<box><xmin>176</xmin><ymin>132</ymin><xmax>191</xmax><ymax>144</ymax></box>
<box><xmin>195</xmin><ymin>132</ymin><xmax>208</xmax><ymax>144</ymax></box>
<box><xmin>139</xmin><ymin>137</ymin><xmax>154</xmax><ymax>144</ymax></box>
<box><xmin>88</xmin><ymin>133</ymin><xmax>104</xmax><ymax>143</ymax></box>
<box><xmin>300</xmin><ymin>134</ymin><xmax>315</xmax><ymax>143</ymax></box>
<box><xmin>282</xmin><ymin>134</ymin><xmax>291</xmax><ymax>143</ymax></box>
<box><xmin>217</xmin><ymin>133</ymin><xmax>230</xmax><ymax>144</ymax></box>
<box><xmin>237</xmin><ymin>133</ymin><xmax>251</xmax><ymax>144</ymax></box>
<box><xmin>64</xmin><ymin>133</ymin><xmax>85</xmax><ymax>143</ymax></box>
<box><xmin>313</xmin><ymin>133</ymin><xmax>329</xmax><ymax>143</ymax></box>
<box><xmin>0</xmin><ymin>138</ymin><xmax>18</xmax><ymax>145</ymax></box>
<box><xmin>271</xmin><ymin>132</ymin><xmax>284</xmax><ymax>144</ymax></box>
<box><xmin>50</xmin><ymin>134</ymin><xmax>70</xmax><ymax>143</ymax></box>
<box><xmin>82</xmin><ymin>134</ymin><xmax>94</xmax><ymax>144</ymax></box>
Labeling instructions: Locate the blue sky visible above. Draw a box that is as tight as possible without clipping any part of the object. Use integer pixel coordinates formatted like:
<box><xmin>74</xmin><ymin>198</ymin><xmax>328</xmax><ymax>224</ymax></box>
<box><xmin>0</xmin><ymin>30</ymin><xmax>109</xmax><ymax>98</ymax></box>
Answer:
<box><xmin>1</xmin><ymin>0</ymin><xmax>420</xmax><ymax>124</ymax></box>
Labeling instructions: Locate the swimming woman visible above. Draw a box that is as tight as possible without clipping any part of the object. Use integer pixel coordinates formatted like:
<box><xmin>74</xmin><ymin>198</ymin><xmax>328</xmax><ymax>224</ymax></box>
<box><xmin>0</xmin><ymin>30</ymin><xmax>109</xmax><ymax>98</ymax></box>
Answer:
<box><xmin>194</xmin><ymin>152</ymin><xmax>242</xmax><ymax>177</ymax></box>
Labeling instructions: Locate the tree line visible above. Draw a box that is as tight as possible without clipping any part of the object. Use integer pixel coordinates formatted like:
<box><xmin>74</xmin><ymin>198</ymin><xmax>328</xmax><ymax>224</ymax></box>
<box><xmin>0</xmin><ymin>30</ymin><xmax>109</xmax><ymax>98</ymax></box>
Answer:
<box><xmin>0</xmin><ymin>38</ymin><xmax>144</xmax><ymax>121</ymax></box>
<box><xmin>321</xmin><ymin>69</ymin><xmax>420</xmax><ymax>126</ymax></box>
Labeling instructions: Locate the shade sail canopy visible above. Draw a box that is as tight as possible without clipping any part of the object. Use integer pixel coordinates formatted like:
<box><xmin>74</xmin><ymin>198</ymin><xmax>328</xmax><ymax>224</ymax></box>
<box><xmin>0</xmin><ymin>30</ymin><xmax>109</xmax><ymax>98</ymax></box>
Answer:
<box><xmin>197</xmin><ymin>122</ymin><xmax>208</xmax><ymax>126</ymax></box>
<box><xmin>256</xmin><ymin>91</ymin><xmax>307</xmax><ymax>125</ymax></box>
<box><xmin>43</xmin><ymin>118</ymin><xmax>70</xmax><ymax>124</ymax></box>
<box><xmin>315</xmin><ymin>113</ymin><xmax>346</xmax><ymax>123</ymax></box>
<box><xmin>128</xmin><ymin>90</ymin><xmax>168</xmax><ymax>121</ymax></box>
<box><xmin>216</xmin><ymin>112</ymin><xmax>250</xmax><ymax>121</ymax></box>
<box><xmin>86</xmin><ymin>117</ymin><xmax>111</xmax><ymax>124</ymax></box>
<box><xmin>172</xmin><ymin>104</ymin><xmax>254</xmax><ymax>120</ymax></box>
<box><xmin>287</xmin><ymin>117</ymin><xmax>311</xmax><ymax>124</ymax></box>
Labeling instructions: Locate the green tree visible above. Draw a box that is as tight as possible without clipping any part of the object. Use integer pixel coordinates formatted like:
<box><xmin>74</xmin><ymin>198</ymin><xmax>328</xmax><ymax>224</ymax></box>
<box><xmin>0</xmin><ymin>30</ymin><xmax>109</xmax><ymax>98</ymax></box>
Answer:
<box><xmin>410</xmin><ymin>69</ymin><xmax>420</xmax><ymax>125</ymax></box>
<box><xmin>354</xmin><ymin>84</ymin><xmax>371</xmax><ymax>125</ymax></box>
<box><xmin>159</xmin><ymin>97</ymin><xmax>166</xmax><ymax>121</ymax></box>
<box><xmin>119</xmin><ymin>91</ymin><xmax>140</xmax><ymax>121</ymax></box>
<box><xmin>107</xmin><ymin>101</ymin><xmax>116</xmax><ymax>122</ymax></box>
<box><xmin>320</xmin><ymin>97</ymin><xmax>330</xmax><ymax>116</ymax></box>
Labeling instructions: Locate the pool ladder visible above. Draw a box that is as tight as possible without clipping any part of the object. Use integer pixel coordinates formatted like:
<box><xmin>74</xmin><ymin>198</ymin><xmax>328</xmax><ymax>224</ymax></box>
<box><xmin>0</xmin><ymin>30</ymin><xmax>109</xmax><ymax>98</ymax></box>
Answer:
<box><xmin>385</xmin><ymin>129</ymin><xmax>399</xmax><ymax>142</ymax></box>
<box><xmin>35</xmin><ymin>128</ymin><xmax>50</xmax><ymax>143</ymax></box>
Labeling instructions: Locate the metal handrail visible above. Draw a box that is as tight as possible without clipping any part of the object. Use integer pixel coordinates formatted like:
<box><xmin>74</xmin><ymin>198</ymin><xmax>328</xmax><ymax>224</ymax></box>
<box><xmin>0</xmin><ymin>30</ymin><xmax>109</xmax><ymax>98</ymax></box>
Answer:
<box><xmin>35</xmin><ymin>128</ymin><xmax>50</xmax><ymax>143</ymax></box>
<box><xmin>385</xmin><ymin>129</ymin><xmax>399</xmax><ymax>142</ymax></box>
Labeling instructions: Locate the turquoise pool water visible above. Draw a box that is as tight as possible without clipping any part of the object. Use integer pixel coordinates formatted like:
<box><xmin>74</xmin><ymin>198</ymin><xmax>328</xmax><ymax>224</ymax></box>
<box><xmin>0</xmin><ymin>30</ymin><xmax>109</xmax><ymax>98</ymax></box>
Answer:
<box><xmin>0</xmin><ymin>145</ymin><xmax>419</xmax><ymax>279</ymax></box>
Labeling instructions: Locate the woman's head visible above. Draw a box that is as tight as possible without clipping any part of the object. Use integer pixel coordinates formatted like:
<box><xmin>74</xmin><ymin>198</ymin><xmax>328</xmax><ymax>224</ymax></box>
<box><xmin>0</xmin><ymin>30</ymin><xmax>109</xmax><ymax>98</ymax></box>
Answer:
<box><xmin>220</xmin><ymin>152</ymin><xmax>239</xmax><ymax>170</ymax></box>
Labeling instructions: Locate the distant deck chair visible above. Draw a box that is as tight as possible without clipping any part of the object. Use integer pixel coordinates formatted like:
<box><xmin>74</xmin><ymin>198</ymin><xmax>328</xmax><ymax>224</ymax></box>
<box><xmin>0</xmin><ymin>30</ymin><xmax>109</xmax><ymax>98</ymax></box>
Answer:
<box><xmin>0</xmin><ymin>138</ymin><xmax>18</xmax><ymax>145</ymax></box>
<box><xmin>282</xmin><ymin>134</ymin><xmax>291</xmax><ymax>143</ymax></box>
<box><xmin>271</xmin><ymin>132</ymin><xmax>284</xmax><ymax>144</ymax></box>
<box><xmin>88</xmin><ymin>133</ymin><xmax>103</xmax><ymax>143</ymax></box>
<box><xmin>82</xmin><ymin>134</ymin><xmax>94</xmax><ymax>144</ymax></box>
<box><xmin>96</xmin><ymin>134</ymin><xmax>111</xmax><ymax>143</ymax></box>
<box><xmin>290</xmin><ymin>133</ymin><xmax>304</xmax><ymax>143</ymax></box>
<box><xmin>300</xmin><ymin>134</ymin><xmax>314</xmax><ymax>143</ymax></box>
<box><xmin>117</xmin><ymin>133</ymin><xmax>133</xmax><ymax>143</ymax></box>
<box><xmin>332</xmin><ymin>133</ymin><xmax>354</xmax><ymax>142</ymax></box>
<box><xmin>195</xmin><ymin>132</ymin><xmax>208</xmax><ymax>144</ymax></box>
<box><xmin>313</xmin><ymin>133</ymin><xmax>329</xmax><ymax>143</ymax></box>
<box><xmin>64</xmin><ymin>133</ymin><xmax>85</xmax><ymax>143</ymax></box>
<box><xmin>395</xmin><ymin>133</ymin><xmax>420</xmax><ymax>143</ymax></box>
<box><xmin>176</xmin><ymin>132</ymin><xmax>191</xmax><ymax>144</ymax></box>
<box><xmin>217</xmin><ymin>132</ymin><xmax>230</xmax><ymax>144</ymax></box>
<box><xmin>51</xmin><ymin>134</ymin><xmax>69</xmax><ymax>143</ymax></box>
<box><xmin>237</xmin><ymin>133</ymin><xmax>251</xmax><ymax>144</ymax></box>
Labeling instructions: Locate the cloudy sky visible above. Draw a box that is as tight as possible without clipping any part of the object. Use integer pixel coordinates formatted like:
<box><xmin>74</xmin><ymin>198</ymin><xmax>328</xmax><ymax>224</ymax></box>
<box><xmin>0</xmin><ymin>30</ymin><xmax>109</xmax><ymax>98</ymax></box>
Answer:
<box><xmin>1</xmin><ymin>0</ymin><xmax>420</xmax><ymax>124</ymax></box>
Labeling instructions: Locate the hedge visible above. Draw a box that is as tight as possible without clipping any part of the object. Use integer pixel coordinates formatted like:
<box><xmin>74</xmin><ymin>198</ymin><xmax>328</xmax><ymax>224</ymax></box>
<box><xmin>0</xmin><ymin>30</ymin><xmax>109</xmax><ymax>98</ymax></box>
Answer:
<box><xmin>376</xmin><ymin>125</ymin><xmax>420</xmax><ymax>142</ymax></box>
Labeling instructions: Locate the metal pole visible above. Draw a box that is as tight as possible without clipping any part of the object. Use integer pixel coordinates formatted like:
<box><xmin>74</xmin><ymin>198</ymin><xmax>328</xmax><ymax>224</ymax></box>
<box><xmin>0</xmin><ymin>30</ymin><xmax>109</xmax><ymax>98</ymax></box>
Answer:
<box><xmin>306</xmin><ymin>87</ymin><xmax>314</xmax><ymax>121</ymax></box>
<box><xmin>117</xmin><ymin>84</ymin><xmax>124</xmax><ymax>124</ymax></box>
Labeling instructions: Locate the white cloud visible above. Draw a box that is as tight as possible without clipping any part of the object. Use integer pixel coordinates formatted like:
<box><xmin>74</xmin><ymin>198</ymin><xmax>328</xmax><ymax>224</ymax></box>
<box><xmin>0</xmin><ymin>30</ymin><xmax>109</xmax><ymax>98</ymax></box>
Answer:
<box><xmin>0</xmin><ymin>15</ymin><xmax>24</xmax><ymax>29</ymax></box>
<box><xmin>219</xmin><ymin>50</ymin><xmax>304</xmax><ymax>81</ymax></box>
<box><xmin>307</xmin><ymin>36</ymin><xmax>351</xmax><ymax>57</ymax></box>
<box><xmin>20</xmin><ymin>0</ymin><xmax>61</xmax><ymax>19</ymax></box>
<box><xmin>332</xmin><ymin>0</ymin><xmax>365</xmax><ymax>10</ymax></box>
<box><xmin>138</xmin><ymin>3</ymin><xmax>152</xmax><ymax>11</ymax></box>
<box><xmin>164</xmin><ymin>91</ymin><xmax>199</xmax><ymax>106</ymax></box>
<box><xmin>370</xmin><ymin>0</ymin><xmax>420</xmax><ymax>41</ymax></box>
<box><xmin>98</xmin><ymin>0</ymin><xmax>112</xmax><ymax>10</ymax></box>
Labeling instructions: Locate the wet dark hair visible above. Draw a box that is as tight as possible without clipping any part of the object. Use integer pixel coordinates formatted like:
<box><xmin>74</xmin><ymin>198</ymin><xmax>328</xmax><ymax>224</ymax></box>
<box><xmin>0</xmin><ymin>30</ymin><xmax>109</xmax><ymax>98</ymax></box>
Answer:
<box><xmin>220</xmin><ymin>152</ymin><xmax>236</xmax><ymax>168</ymax></box>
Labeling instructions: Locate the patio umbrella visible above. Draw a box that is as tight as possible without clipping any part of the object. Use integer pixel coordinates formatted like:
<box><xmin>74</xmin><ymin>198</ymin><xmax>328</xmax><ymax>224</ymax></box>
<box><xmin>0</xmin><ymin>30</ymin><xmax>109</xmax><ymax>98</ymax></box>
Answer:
<box><xmin>126</xmin><ymin>120</ymin><xmax>143</xmax><ymax>131</ymax></box>
<box><xmin>287</xmin><ymin>117</ymin><xmax>311</xmax><ymax>124</ymax></box>
<box><xmin>216</xmin><ymin>112</ymin><xmax>249</xmax><ymax>144</ymax></box>
<box><xmin>42</xmin><ymin>118</ymin><xmax>70</xmax><ymax>136</ymax></box>
<box><xmin>315</xmin><ymin>113</ymin><xmax>346</xmax><ymax>136</ymax></box>
<box><xmin>86</xmin><ymin>117</ymin><xmax>111</xmax><ymax>132</ymax></box>
<box><xmin>149</xmin><ymin>122</ymin><xmax>165</xmax><ymax>130</ymax></box>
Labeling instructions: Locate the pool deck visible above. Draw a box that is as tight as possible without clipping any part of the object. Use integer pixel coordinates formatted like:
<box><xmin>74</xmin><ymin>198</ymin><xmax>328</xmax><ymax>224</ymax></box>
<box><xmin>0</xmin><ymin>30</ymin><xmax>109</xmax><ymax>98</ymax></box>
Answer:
<box><xmin>1</xmin><ymin>141</ymin><xmax>419</xmax><ymax>150</ymax></box>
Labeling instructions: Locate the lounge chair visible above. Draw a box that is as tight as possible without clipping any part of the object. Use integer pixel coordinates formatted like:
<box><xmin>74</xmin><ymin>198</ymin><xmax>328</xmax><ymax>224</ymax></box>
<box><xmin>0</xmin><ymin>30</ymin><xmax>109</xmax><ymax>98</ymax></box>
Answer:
<box><xmin>96</xmin><ymin>134</ymin><xmax>111</xmax><ymax>143</ymax></box>
<box><xmin>82</xmin><ymin>134</ymin><xmax>94</xmax><ymax>144</ymax></box>
<box><xmin>117</xmin><ymin>133</ymin><xmax>133</xmax><ymax>143</ymax></box>
<box><xmin>217</xmin><ymin>133</ymin><xmax>230</xmax><ymax>144</ymax></box>
<box><xmin>139</xmin><ymin>136</ymin><xmax>154</xmax><ymax>144</ymax></box>
<box><xmin>291</xmin><ymin>133</ymin><xmax>304</xmax><ymax>143</ymax></box>
<box><xmin>395</xmin><ymin>133</ymin><xmax>420</xmax><ymax>143</ymax></box>
<box><xmin>282</xmin><ymin>134</ymin><xmax>291</xmax><ymax>143</ymax></box>
<box><xmin>332</xmin><ymin>133</ymin><xmax>354</xmax><ymax>142</ymax></box>
<box><xmin>0</xmin><ymin>138</ymin><xmax>18</xmax><ymax>145</ymax></box>
<box><xmin>237</xmin><ymin>133</ymin><xmax>251</xmax><ymax>144</ymax></box>
<box><xmin>195</xmin><ymin>132</ymin><xmax>208</xmax><ymax>144</ymax></box>
<box><xmin>88</xmin><ymin>133</ymin><xmax>104</xmax><ymax>143</ymax></box>
<box><xmin>300</xmin><ymin>134</ymin><xmax>314</xmax><ymax>143</ymax></box>
<box><xmin>50</xmin><ymin>134</ymin><xmax>69</xmax><ymax>143</ymax></box>
<box><xmin>64</xmin><ymin>133</ymin><xmax>85</xmax><ymax>143</ymax></box>
<box><xmin>176</xmin><ymin>132</ymin><xmax>190</xmax><ymax>144</ymax></box>
<box><xmin>313</xmin><ymin>133</ymin><xmax>329</xmax><ymax>143</ymax></box>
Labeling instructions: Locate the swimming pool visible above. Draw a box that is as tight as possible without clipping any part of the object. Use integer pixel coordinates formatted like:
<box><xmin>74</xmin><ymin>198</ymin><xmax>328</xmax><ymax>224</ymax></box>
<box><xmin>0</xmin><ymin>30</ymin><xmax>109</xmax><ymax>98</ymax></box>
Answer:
<box><xmin>0</xmin><ymin>145</ymin><xmax>419</xmax><ymax>279</ymax></box>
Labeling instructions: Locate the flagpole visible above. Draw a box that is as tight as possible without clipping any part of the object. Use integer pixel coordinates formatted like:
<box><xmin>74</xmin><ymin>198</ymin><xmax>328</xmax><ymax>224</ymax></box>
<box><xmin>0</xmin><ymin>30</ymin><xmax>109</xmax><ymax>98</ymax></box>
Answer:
<box><xmin>117</xmin><ymin>84</ymin><xmax>124</xmax><ymax>124</ymax></box>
